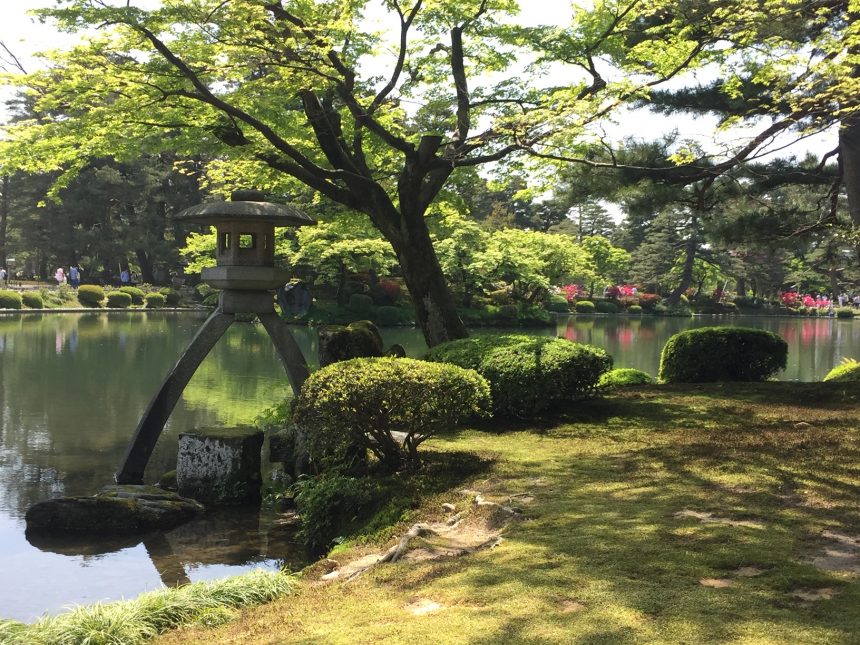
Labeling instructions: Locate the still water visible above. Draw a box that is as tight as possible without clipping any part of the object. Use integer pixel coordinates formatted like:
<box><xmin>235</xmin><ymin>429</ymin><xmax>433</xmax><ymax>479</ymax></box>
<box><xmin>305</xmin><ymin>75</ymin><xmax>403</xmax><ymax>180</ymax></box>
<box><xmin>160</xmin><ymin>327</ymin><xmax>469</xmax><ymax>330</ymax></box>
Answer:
<box><xmin>0</xmin><ymin>312</ymin><xmax>858</xmax><ymax>621</ymax></box>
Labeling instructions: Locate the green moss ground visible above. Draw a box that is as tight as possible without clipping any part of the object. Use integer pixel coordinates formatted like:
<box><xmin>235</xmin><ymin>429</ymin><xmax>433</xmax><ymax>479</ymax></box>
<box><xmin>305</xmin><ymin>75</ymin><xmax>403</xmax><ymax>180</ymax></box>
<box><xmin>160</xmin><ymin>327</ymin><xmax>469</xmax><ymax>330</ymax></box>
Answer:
<box><xmin>160</xmin><ymin>383</ymin><xmax>860</xmax><ymax>644</ymax></box>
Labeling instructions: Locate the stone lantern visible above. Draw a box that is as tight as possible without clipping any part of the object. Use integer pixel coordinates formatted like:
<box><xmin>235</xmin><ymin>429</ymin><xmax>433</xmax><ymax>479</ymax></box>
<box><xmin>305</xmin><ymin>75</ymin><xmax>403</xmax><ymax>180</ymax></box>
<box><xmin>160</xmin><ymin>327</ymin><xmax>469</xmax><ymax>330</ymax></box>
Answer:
<box><xmin>115</xmin><ymin>190</ymin><xmax>316</xmax><ymax>485</ymax></box>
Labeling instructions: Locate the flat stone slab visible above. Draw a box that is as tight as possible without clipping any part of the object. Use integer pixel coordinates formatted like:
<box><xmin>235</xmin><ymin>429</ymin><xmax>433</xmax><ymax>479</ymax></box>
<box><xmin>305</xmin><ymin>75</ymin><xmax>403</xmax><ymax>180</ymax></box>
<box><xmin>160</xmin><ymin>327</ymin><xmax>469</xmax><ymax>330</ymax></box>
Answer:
<box><xmin>25</xmin><ymin>485</ymin><xmax>203</xmax><ymax>535</ymax></box>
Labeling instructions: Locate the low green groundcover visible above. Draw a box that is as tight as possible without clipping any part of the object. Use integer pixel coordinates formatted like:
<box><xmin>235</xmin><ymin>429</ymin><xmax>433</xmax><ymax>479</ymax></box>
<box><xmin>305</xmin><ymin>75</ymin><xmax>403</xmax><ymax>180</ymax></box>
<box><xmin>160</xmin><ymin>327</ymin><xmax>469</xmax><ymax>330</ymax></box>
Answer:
<box><xmin>823</xmin><ymin>358</ymin><xmax>860</xmax><ymax>382</ymax></box>
<box><xmin>598</xmin><ymin>368</ymin><xmax>654</xmax><ymax>388</ymax></box>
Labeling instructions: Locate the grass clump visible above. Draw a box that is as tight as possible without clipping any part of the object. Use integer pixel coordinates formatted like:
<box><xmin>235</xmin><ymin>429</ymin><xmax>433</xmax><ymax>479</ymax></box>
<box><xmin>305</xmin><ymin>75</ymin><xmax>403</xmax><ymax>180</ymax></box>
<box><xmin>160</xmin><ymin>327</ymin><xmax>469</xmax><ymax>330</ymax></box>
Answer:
<box><xmin>598</xmin><ymin>367</ymin><xmax>654</xmax><ymax>388</ymax></box>
<box><xmin>21</xmin><ymin>292</ymin><xmax>43</xmax><ymax>309</ymax></box>
<box><xmin>77</xmin><ymin>285</ymin><xmax>105</xmax><ymax>307</ymax></box>
<box><xmin>106</xmin><ymin>290</ymin><xmax>133</xmax><ymax>308</ymax></box>
<box><xmin>145</xmin><ymin>292</ymin><xmax>166</xmax><ymax>308</ymax></box>
<box><xmin>0</xmin><ymin>570</ymin><xmax>293</xmax><ymax>645</ymax></box>
<box><xmin>823</xmin><ymin>358</ymin><xmax>860</xmax><ymax>382</ymax></box>
<box><xmin>0</xmin><ymin>290</ymin><xmax>22</xmax><ymax>309</ymax></box>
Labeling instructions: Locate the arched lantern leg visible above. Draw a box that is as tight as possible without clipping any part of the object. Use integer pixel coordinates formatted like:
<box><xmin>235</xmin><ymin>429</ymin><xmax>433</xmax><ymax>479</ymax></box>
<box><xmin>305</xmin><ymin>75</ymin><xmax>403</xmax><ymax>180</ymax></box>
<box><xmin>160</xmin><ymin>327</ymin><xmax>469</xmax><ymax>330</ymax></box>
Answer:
<box><xmin>259</xmin><ymin>312</ymin><xmax>310</xmax><ymax>396</ymax></box>
<box><xmin>115</xmin><ymin>309</ymin><xmax>235</xmax><ymax>484</ymax></box>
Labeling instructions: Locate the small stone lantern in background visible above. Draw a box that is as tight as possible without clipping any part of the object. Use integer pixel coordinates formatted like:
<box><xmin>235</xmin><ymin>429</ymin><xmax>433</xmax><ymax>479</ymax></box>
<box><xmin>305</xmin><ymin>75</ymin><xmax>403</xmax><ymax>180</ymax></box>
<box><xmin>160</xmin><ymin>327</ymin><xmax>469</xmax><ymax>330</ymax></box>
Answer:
<box><xmin>115</xmin><ymin>190</ymin><xmax>316</xmax><ymax>485</ymax></box>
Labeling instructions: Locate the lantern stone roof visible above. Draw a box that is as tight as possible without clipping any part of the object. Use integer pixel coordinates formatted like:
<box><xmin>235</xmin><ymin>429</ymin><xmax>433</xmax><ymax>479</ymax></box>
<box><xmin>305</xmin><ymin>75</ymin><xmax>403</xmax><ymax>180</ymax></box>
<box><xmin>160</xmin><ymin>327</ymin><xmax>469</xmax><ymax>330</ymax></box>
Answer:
<box><xmin>174</xmin><ymin>189</ymin><xmax>316</xmax><ymax>227</ymax></box>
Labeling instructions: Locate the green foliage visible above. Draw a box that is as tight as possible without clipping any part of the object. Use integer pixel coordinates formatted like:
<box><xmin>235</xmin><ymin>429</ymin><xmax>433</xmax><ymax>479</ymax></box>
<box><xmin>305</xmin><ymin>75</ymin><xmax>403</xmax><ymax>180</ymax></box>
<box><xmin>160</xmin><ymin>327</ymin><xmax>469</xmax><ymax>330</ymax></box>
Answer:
<box><xmin>76</xmin><ymin>284</ymin><xmax>104</xmax><ymax>307</ymax></box>
<box><xmin>0</xmin><ymin>290</ymin><xmax>22</xmax><ymax>309</ymax></box>
<box><xmin>119</xmin><ymin>286</ymin><xmax>145</xmax><ymax>305</ymax></box>
<box><xmin>823</xmin><ymin>358</ymin><xmax>860</xmax><ymax>383</ymax></box>
<box><xmin>145</xmin><ymin>292</ymin><xmax>166</xmax><ymax>308</ymax></box>
<box><xmin>0</xmin><ymin>570</ymin><xmax>293</xmax><ymax>644</ymax></box>
<box><xmin>160</xmin><ymin>288</ymin><xmax>181</xmax><ymax>306</ymax></box>
<box><xmin>106</xmin><ymin>290</ymin><xmax>132</xmax><ymax>308</ymax></box>
<box><xmin>293</xmin><ymin>358</ymin><xmax>490</xmax><ymax>472</ymax></box>
<box><xmin>598</xmin><ymin>368</ymin><xmax>654</xmax><ymax>388</ymax></box>
<box><xmin>347</xmin><ymin>293</ymin><xmax>375</xmax><ymax>316</ymax></box>
<box><xmin>628</xmin><ymin>305</ymin><xmax>643</xmax><ymax>314</ymax></box>
<box><xmin>575</xmin><ymin>300</ymin><xmax>596</xmax><ymax>313</ymax></box>
<box><xmin>545</xmin><ymin>295</ymin><xmax>571</xmax><ymax>313</ymax></box>
<box><xmin>659</xmin><ymin>327</ymin><xmax>787</xmax><ymax>383</ymax></box>
<box><xmin>21</xmin><ymin>292</ymin><xmax>44</xmax><ymax>309</ymax></box>
<box><xmin>595</xmin><ymin>300</ymin><xmax>619</xmax><ymax>314</ymax></box>
<box><xmin>733</xmin><ymin>296</ymin><xmax>763</xmax><ymax>309</ymax></box>
<box><xmin>374</xmin><ymin>305</ymin><xmax>408</xmax><ymax>327</ymax></box>
<box><xmin>426</xmin><ymin>335</ymin><xmax>612</xmax><ymax>418</ymax></box>
<box><xmin>836</xmin><ymin>307</ymin><xmax>855</xmax><ymax>319</ymax></box>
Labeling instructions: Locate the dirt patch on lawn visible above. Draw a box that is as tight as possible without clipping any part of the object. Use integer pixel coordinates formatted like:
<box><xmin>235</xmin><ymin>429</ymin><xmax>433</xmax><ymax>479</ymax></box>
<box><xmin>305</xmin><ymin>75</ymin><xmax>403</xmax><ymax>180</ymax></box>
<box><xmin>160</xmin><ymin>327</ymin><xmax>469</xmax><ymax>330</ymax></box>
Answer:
<box><xmin>674</xmin><ymin>509</ymin><xmax>765</xmax><ymax>530</ymax></box>
<box><xmin>809</xmin><ymin>530</ymin><xmax>860</xmax><ymax>574</ymax></box>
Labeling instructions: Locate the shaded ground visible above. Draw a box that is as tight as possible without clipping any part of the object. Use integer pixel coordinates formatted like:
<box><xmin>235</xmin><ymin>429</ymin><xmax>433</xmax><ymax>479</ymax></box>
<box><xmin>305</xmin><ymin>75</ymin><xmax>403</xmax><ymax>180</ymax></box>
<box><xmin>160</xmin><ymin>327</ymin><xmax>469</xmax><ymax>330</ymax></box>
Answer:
<box><xmin>158</xmin><ymin>383</ymin><xmax>860</xmax><ymax>644</ymax></box>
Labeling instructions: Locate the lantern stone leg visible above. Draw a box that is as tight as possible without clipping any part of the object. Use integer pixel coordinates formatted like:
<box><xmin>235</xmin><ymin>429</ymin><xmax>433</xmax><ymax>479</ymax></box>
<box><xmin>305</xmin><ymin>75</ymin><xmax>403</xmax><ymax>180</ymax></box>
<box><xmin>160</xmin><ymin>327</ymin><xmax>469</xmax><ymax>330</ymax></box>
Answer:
<box><xmin>259</xmin><ymin>313</ymin><xmax>309</xmax><ymax>396</ymax></box>
<box><xmin>115</xmin><ymin>310</ymin><xmax>235</xmax><ymax>484</ymax></box>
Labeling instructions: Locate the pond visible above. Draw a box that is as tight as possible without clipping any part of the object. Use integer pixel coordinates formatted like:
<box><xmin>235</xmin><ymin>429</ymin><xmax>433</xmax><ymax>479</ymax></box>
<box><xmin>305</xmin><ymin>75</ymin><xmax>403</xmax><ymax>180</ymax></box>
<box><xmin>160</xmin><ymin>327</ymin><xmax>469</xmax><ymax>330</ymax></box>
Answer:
<box><xmin>0</xmin><ymin>312</ymin><xmax>858</xmax><ymax>621</ymax></box>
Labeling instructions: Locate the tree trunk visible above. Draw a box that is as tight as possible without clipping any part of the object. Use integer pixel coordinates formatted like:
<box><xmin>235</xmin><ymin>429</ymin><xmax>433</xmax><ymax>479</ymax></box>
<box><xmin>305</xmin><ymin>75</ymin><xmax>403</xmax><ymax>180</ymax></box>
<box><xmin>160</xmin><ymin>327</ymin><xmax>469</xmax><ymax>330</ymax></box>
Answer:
<box><xmin>736</xmin><ymin>276</ymin><xmax>747</xmax><ymax>296</ymax></box>
<box><xmin>668</xmin><ymin>234</ymin><xmax>697</xmax><ymax>306</ymax></box>
<box><xmin>392</xmin><ymin>212</ymin><xmax>467</xmax><ymax>347</ymax></box>
<box><xmin>0</xmin><ymin>175</ymin><xmax>8</xmax><ymax>269</ymax></box>
<box><xmin>840</xmin><ymin>114</ymin><xmax>860</xmax><ymax>227</ymax></box>
<box><xmin>135</xmin><ymin>249</ymin><xmax>155</xmax><ymax>284</ymax></box>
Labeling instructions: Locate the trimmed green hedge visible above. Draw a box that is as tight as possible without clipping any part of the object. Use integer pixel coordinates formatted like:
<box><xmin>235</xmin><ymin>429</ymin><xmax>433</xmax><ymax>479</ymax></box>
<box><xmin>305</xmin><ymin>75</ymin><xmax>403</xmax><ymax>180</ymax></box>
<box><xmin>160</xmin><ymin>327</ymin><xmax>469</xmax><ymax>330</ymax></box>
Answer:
<box><xmin>659</xmin><ymin>327</ymin><xmax>787</xmax><ymax>383</ymax></box>
<box><xmin>160</xmin><ymin>288</ymin><xmax>181</xmax><ymax>306</ymax></box>
<box><xmin>595</xmin><ymin>300</ymin><xmax>619</xmax><ymax>314</ymax></box>
<box><xmin>293</xmin><ymin>357</ymin><xmax>490</xmax><ymax>472</ymax></box>
<box><xmin>823</xmin><ymin>359</ymin><xmax>860</xmax><ymax>382</ymax></box>
<box><xmin>628</xmin><ymin>305</ymin><xmax>643</xmax><ymax>314</ymax></box>
<box><xmin>21</xmin><ymin>292</ymin><xmax>43</xmax><ymax>309</ymax></box>
<box><xmin>145</xmin><ymin>292</ymin><xmax>167</xmax><ymax>308</ymax></box>
<box><xmin>426</xmin><ymin>335</ymin><xmax>612</xmax><ymax>418</ymax></box>
<box><xmin>836</xmin><ymin>307</ymin><xmax>855</xmax><ymax>319</ymax></box>
<box><xmin>545</xmin><ymin>295</ymin><xmax>570</xmax><ymax>313</ymax></box>
<box><xmin>106</xmin><ymin>290</ymin><xmax>133</xmax><ymax>308</ymax></box>
<box><xmin>0</xmin><ymin>290</ymin><xmax>22</xmax><ymax>309</ymax></box>
<box><xmin>119</xmin><ymin>286</ymin><xmax>145</xmax><ymax>305</ymax></box>
<box><xmin>598</xmin><ymin>368</ymin><xmax>654</xmax><ymax>388</ymax></box>
<box><xmin>574</xmin><ymin>300</ymin><xmax>595</xmax><ymax>313</ymax></box>
<box><xmin>77</xmin><ymin>285</ymin><xmax>105</xmax><ymax>307</ymax></box>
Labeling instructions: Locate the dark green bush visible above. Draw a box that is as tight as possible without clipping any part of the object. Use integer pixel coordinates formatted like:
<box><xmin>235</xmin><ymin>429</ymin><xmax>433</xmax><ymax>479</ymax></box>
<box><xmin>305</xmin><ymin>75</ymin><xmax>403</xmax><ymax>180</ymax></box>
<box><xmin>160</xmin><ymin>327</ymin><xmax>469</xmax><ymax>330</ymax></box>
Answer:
<box><xmin>106</xmin><ymin>290</ymin><xmax>133</xmax><ymax>308</ymax></box>
<box><xmin>823</xmin><ymin>359</ymin><xmax>860</xmax><ymax>382</ymax></box>
<box><xmin>837</xmin><ymin>307</ymin><xmax>855</xmax><ymax>319</ymax></box>
<box><xmin>293</xmin><ymin>357</ymin><xmax>490</xmax><ymax>472</ymax></box>
<box><xmin>160</xmin><ymin>288</ymin><xmax>182</xmax><ymax>306</ymax></box>
<box><xmin>145</xmin><ymin>292</ymin><xmax>167</xmax><ymax>308</ymax></box>
<box><xmin>574</xmin><ymin>300</ymin><xmax>595</xmax><ymax>313</ymax></box>
<box><xmin>348</xmin><ymin>293</ymin><xmax>374</xmax><ymax>315</ymax></box>
<box><xmin>119</xmin><ymin>286</ymin><xmax>145</xmax><ymax>305</ymax></box>
<box><xmin>595</xmin><ymin>300</ymin><xmax>619</xmax><ymax>314</ymax></box>
<box><xmin>21</xmin><ymin>292</ymin><xmax>43</xmax><ymax>309</ymax></box>
<box><xmin>659</xmin><ymin>327</ymin><xmax>787</xmax><ymax>383</ymax></box>
<box><xmin>545</xmin><ymin>295</ymin><xmax>570</xmax><ymax>313</ymax></box>
<box><xmin>375</xmin><ymin>305</ymin><xmax>405</xmax><ymax>327</ymax></box>
<box><xmin>722</xmin><ymin>302</ymin><xmax>739</xmax><ymax>313</ymax></box>
<box><xmin>598</xmin><ymin>368</ymin><xmax>654</xmax><ymax>388</ymax></box>
<box><xmin>733</xmin><ymin>296</ymin><xmax>763</xmax><ymax>309</ymax></box>
<box><xmin>426</xmin><ymin>335</ymin><xmax>612</xmax><ymax>418</ymax></box>
<box><xmin>628</xmin><ymin>305</ymin><xmax>643</xmax><ymax>314</ymax></box>
<box><xmin>77</xmin><ymin>284</ymin><xmax>104</xmax><ymax>307</ymax></box>
<box><xmin>0</xmin><ymin>289</ymin><xmax>22</xmax><ymax>309</ymax></box>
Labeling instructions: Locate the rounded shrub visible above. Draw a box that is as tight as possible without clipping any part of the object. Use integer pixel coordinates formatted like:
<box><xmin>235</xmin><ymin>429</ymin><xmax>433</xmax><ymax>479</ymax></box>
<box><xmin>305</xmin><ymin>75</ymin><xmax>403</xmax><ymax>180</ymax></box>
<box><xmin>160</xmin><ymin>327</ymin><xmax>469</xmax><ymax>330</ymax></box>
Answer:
<box><xmin>348</xmin><ymin>293</ymin><xmax>374</xmax><ymax>315</ymax></box>
<box><xmin>293</xmin><ymin>357</ymin><xmax>490</xmax><ymax>472</ymax></box>
<box><xmin>836</xmin><ymin>307</ymin><xmax>855</xmax><ymax>319</ymax></box>
<box><xmin>0</xmin><ymin>289</ymin><xmax>22</xmax><ymax>309</ymax></box>
<box><xmin>823</xmin><ymin>359</ymin><xmax>860</xmax><ymax>382</ymax></box>
<box><xmin>77</xmin><ymin>284</ymin><xmax>105</xmax><ymax>307</ymax></box>
<box><xmin>145</xmin><ymin>292</ymin><xmax>167</xmax><ymax>308</ymax></box>
<box><xmin>659</xmin><ymin>327</ymin><xmax>787</xmax><ymax>383</ymax></box>
<box><xmin>375</xmin><ymin>305</ymin><xmax>404</xmax><ymax>327</ymax></box>
<box><xmin>628</xmin><ymin>305</ymin><xmax>643</xmax><ymax>314</ymax></box>
<box><xmin>160</xmin><ymin>288</ymin><xmax>182</xmax><ymax>306</ymax></box>
<box><xmin>545</xmin><ymin>295</ymin><xmax>571</xmax><ymax>313</ymax></box>
<box><xmin>119</xmin><ymin>286</ymin><xmax>145</xmax><ymax>305</ymax></box>
<box><xmin>595</xmin><ymin>300</ymin><xmax>619</xmax><ymax>314</ymax></box>
<box><xmin>106</xmin><ymin>290</ymin><xmax>133</xmax><ymax>308</ymax></box>
<box><xmin>21</xmin><ymin>292</ymin><xmax>43</xmax><ymax>309</ymax></box>
<box><xmin>574</xmin><ymin>300</ymin><xmax>595</xmax><ymax>313</ymax></box>
<box><xmin>426</xmin><ymin>335</ymin><xmax>612</xmax><ymax>418</ymax></box>
<box><xmin>598</xmin><ymin>368</ymin><xmax>654</xmax><ymax>388</ymax></box>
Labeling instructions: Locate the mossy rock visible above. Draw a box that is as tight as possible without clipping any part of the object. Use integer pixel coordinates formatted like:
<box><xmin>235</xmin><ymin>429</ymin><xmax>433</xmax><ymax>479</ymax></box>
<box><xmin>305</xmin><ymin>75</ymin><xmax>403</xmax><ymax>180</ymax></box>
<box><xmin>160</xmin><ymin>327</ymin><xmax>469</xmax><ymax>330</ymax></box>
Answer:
<box><xmin>25</xmin><ymin>485</ymin><xmax>203</xmax><ymax>534</ymax></box>
<box><xmin>598</xmin><ymin>368</ymin><xmax>654</xmax><ymax>388</ymax></box>
<box><xmin>318</xmin><ymin>320</ymin><xmax>384</xmax><ymax>367</ymax></box>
